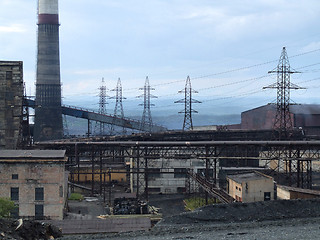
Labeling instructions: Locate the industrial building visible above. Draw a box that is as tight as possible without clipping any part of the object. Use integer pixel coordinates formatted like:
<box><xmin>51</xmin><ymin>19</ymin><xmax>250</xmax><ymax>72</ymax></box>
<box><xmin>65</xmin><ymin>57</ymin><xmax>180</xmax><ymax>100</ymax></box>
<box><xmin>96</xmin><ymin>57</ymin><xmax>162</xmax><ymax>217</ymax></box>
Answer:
<box><xmin>0</xmin><ymin>61</ymin><xmax>24</xmax><ymax>149</ymax></box>
<box><xmin>241</xmin><ymin>104</ymin><xmax>320</xmax><ymax>135</ymax></box>
<box><xmin>130</xmin><ymin>158</ymin><xmax>216</xmax><ymax>194</ymax></box>
<box><xmin>227</xmin><ymin>171</ymin><xmax>274</xmax><ymax>202</ymax></box>
<box><xmin>277</xmin><ymin>185</ymin><xmax>320</xmax><ymax>200</ymax></box>
<box><xmin>0</xmin><ymin>150</ymin><xmax>68</xmax><ymax>220</ymax></box>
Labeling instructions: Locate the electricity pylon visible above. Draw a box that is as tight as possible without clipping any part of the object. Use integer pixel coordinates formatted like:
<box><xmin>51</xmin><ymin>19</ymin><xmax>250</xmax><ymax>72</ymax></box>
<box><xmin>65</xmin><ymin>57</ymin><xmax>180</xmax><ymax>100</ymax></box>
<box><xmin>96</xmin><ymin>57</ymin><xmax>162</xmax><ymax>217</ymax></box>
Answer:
<box><xmin>175</xmin><ymin>76</ymin><xmax>201</xmax><ymax>131</ymax></box>
<box><xmin>263</xmin><ymin>47</ymin><xmax>304</xmax><ymax>139</ymax></box>
<box><xmin>138</xmin><ymin>76</ymin><xmax>157</xmax><ymax>132</ymax></box>
<box><xmin>110</xmin><ymin>78</ymin><xmax>126</xmax><ymax>135</ymax></box>
<box><xmin>94</xmin><ymin>78</ymin><xmax>108</xmax><ymax>135</ymax></box>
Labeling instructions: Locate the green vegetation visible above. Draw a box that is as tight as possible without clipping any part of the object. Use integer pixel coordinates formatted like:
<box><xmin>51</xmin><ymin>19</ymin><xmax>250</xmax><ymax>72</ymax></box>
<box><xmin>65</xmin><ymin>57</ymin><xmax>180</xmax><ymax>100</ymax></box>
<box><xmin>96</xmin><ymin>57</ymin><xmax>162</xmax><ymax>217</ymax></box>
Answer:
<box><xmin>68</xmin><ymin>193</ymin><xmax>84</xmax><ymax>201</ymax></box>
<box><xmin>184</xmin><ymin>197</ymin><xmax>219</xmax><ymax>211</ymax></box>
<box><xmin>0</xmin><ymin>198</ymin><xmax>16</xmax><ymax>218</ymax></box>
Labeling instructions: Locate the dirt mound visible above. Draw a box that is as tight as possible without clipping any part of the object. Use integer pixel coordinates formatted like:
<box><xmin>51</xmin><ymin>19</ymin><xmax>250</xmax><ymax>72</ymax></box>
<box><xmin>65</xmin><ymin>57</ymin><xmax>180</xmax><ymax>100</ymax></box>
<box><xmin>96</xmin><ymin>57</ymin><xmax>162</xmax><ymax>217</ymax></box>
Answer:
<box><xmin>0</xmin><ymin>219</ymin><xmax>62</xmax><ymax>240</ymax></box>
<box><xmin>158</xmin><ymin>198</ymin><xmax>320</xmax><ymax>226</ymax></box>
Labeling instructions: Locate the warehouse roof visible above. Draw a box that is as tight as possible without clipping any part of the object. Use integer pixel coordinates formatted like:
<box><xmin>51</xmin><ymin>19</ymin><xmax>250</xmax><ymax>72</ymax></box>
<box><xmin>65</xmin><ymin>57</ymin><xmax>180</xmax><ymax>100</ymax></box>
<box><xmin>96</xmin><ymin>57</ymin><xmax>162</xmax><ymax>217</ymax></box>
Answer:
<box><xmin>242</xmin><ymin>104</ymin><xmax>320</xmax><ymax>115</ymax></box>
<box><xmin>0</xmin><ymin>150</ymin><xmax>66</xmax><ymax>162</ymax></box>
<box><xmin>227</xmin><ymin>171</ymin><xmax>273</xmax><ymax>184</ymax></box>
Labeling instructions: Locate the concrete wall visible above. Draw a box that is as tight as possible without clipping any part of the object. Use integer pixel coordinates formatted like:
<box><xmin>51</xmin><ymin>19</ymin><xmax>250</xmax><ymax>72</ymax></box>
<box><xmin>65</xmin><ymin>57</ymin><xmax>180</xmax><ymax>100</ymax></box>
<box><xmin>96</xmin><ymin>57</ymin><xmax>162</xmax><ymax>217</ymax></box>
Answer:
<box><xmin>0</xmin><ymin>162</ymin><xmax>66</xmax><ymax>220</ymax></box>
<box><xmin>0</xmin><ymin>61</ymin><xmax>23</xmax><ymax>149</ymax></box>
<box><xmin>242</xmin><ymin>178</ymin><xmax>274</xmax><ymax>202</ymax></box>
<box><xmin>131</xmin><ymin>158</ymin><xmax>218</xmax><ymax>194</ymax></box>
<box><xmin>228</xmin><ymin>179</ymin><xmax>243</xmax><ymax>201</ymax></box>
<box><xmin>228</xmin><ymin>175</ymin><xmax>274</xmax><ymax>203</ymax></box>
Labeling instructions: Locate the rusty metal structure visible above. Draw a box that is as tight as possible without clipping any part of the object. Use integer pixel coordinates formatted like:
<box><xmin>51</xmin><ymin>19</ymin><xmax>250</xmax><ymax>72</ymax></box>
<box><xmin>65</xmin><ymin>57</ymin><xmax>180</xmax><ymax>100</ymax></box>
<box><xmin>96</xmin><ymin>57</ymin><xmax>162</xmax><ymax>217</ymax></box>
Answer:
<box><xmin>35</xmin><ymin>140</ymin><xmax>320</xmax><ymax>201</ymax></box>
<box><xmin>26</xmin><ymin>98</ymin><xmax>167</xmax><ymax>134</ymax></box>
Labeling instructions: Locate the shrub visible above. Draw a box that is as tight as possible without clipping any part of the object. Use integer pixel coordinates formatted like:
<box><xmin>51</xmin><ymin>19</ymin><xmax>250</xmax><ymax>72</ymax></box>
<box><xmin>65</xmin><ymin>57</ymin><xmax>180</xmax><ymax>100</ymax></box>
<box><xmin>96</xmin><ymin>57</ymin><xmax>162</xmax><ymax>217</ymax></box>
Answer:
<box><xmin>184</xmin><ymin>197</ymin><xmax>219</xmax><ymax>211</ymax></box>
<box><xmin>68</xmin><ymin>193</ymin><xmax>84</xmax><ymax>201</ymax></box>
<box><xmin>0</xmin><ymin>198</ymin><xmax>16</xmax><ymax>218</ymax></box>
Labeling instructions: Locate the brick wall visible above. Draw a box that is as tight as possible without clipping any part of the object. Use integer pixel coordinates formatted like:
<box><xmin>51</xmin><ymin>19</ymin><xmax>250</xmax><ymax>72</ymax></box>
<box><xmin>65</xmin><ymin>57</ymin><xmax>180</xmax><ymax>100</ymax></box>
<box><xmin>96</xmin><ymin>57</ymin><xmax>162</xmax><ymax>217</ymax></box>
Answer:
<box><xmin>0</xmin><ymin>161</ymin><xmax>66</xmax><ymax>220</ymax></box>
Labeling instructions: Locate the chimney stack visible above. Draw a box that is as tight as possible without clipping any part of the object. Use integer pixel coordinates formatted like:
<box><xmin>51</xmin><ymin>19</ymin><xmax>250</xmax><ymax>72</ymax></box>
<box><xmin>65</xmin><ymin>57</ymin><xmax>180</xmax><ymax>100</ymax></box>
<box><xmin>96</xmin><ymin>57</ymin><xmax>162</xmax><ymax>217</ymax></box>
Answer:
<box><xmin>34</xmin><ymin>0</ymin><xmax>63</xmax><ymax>141</ymax></box>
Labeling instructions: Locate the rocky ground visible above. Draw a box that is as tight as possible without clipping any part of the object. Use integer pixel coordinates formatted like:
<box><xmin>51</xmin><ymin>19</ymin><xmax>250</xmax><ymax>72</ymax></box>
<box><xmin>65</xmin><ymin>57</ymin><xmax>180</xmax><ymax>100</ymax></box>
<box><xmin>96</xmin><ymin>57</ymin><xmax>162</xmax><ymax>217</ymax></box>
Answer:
<box><xmin>60</xmin><ymin>198</ymin><xmax>320</xmax><ymax>240</ymax></box>
<box><xmin>0</xmin><ymin>219</ymin><xmax>62</xmax><ymax>240</ymax></box>
<box><xmin>3</xmin><ymin>198</ymin><xmax>320</xmax><ymax>239</ymax></box>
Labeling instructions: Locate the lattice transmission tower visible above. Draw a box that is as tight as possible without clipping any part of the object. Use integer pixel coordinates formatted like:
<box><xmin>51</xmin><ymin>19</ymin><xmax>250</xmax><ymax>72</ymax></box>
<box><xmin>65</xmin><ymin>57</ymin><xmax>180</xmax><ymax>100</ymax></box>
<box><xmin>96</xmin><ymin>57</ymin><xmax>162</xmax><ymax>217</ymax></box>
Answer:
<box><xmin>175</xmin><ymin>76</ymin><xmax>201</xmax><ymax>131</ymax></box>
<box><xmin>110</xmin><ymin>78</ymin><xmax>126</xmax><ymax>135</ymax></box>
<box><xmin>263</xmin><ymin>47</ymin><xmax>303</xmax><ymax>139</ymax></box>
<box><xmin>137</xmin><ymin>76</ymin><xmax>157</xmax><ymax>132</ymax></box>
<box><xmin>94</xmin><ymin>78</ymin><xmax>108</xmax><ymax>135</ymax></box>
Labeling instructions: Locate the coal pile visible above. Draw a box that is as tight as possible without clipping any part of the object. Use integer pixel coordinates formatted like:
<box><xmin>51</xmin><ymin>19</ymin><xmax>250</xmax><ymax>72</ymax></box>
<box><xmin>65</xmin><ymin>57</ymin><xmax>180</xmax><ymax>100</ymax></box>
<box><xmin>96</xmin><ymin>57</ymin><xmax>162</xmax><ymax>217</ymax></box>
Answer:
<box><xmin>0</xmin><ymin>219</ymin><xmax>62</xmax><ymax>240</ymax></box>
<box><xmin>158</xmin><ymin>198</ymin><xmax>320</xmax><ymax>226</ymax></box>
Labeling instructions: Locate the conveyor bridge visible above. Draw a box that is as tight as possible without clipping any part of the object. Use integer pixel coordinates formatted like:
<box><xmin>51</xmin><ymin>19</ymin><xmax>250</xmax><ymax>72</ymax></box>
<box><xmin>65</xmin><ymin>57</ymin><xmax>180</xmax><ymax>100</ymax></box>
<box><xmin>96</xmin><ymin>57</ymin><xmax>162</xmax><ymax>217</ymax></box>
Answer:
<box><xmin>26</xmin><ymin>99</ymin><xmax>167</xmax><ymax>133</ymax></box>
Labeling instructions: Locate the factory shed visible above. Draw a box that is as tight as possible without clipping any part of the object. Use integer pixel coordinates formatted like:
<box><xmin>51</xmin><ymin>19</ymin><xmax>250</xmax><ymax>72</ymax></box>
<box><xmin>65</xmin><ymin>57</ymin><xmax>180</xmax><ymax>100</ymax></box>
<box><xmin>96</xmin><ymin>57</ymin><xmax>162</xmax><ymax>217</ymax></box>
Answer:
<box><xmin>240</xmin><ymin>104</ymin><xmax>320</xmax><ymax>135</ymax></box>
<box><xmin>0</xmin><ymin>150</ymin><xmax>68</xmax><ymax>220</ymax></box>
<box><xmin>227</xmin><ymin>171</ymin><xmax>274</xmax><ymax>203</ymax></box>
<box><xmin>277</xmin><ymin>185</ymin><xmax>320</xmax><ymax>200</ymax></box>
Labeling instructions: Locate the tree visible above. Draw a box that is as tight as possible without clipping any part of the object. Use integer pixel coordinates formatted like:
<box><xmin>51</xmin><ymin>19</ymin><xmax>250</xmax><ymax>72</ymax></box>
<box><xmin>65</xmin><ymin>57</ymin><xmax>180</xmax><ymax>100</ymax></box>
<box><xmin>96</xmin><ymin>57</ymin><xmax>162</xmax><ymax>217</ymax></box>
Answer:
<box><xmin>0</xmin><ymin>198</ymin><xmax>15</xmax><ymax>218</ymax></box>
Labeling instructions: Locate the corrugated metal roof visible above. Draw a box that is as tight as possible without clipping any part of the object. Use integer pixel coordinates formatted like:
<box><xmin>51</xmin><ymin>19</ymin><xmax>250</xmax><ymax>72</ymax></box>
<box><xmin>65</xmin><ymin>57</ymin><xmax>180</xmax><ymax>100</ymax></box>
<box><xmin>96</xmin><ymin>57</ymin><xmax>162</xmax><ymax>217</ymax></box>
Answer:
<box><xmin>278</xmin><ymin>185</ymin><xmax>320</xmax><ymax>196</ymax></box>
<box><xmin>227</xmin><ymin>172</ymin><xmax>272</xmax><ymax>184</ymax></box>
<box><xmin>0</xmin><ymin>150</ymin><xmax>66</xmax><ymax>159</ymax></box>
<box><xmin>290</xmin><ymin>104</ymin><xmax>320</xmax><ymax>115</ymax></box>
<box><xmin>242</xmin><ymin>104</ymin><xmax>320</xmax><ymax>115</ymax></box>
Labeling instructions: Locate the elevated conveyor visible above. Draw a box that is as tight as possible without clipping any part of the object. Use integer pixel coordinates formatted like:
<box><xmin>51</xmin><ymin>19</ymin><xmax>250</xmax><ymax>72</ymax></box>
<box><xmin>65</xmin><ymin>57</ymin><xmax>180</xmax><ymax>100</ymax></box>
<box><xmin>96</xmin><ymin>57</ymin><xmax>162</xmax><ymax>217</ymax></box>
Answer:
<box><xmin>187</xmin><ymin>170</ymin><xmax>235</xmax><ymax>204</ymax></box>
<box><xmin>26</xmin><ymin>99</ymin><xmax>167</xmax><ymax>132</ymax></box>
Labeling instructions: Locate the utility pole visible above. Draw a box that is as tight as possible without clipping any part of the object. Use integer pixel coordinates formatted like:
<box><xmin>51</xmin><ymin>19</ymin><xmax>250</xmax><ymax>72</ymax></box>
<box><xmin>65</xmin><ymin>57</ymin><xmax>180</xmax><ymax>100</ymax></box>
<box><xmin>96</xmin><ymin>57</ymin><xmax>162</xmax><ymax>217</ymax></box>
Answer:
<box><xmin>110</xmin><ymin>78</ymin><xmax>126</xmax><ymax>135</ymax></box>
<box><xmin>263</xmin><ymin>47</ymin><xmax>303</xmax><ymax>139</ymax></box>
<box><xmin>175</xmin><ymin>76</ymin><xmax>201</xmax><ymax>131</ymax></box>
<box><xmin>137</xmin><ymin>76</ymin><xmax>157</xmax><ymax>133</ymax></box>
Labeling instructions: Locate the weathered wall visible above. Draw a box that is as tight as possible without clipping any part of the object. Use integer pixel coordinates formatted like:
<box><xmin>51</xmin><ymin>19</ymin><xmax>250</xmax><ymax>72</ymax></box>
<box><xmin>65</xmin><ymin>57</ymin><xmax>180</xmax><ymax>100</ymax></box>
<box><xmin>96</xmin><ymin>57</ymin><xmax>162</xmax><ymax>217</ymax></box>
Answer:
<box><xmin>227</xmin><ymin>174</ymin><xmax>274</xmax><ymax>203</ymax></box>
<box><xmin>242</xmin><ymin>178</ymin><xmax>274</xmax><ymax>202</ymax></box>
<box><xmin>0</xmin><ymin>61</ymin><xmax>23</xmax><ymax>149</ymax></box>
<box><xmin>0</xmin><ymin>162</ymin><xmax>66</xmax><ymax>220</ymax></box>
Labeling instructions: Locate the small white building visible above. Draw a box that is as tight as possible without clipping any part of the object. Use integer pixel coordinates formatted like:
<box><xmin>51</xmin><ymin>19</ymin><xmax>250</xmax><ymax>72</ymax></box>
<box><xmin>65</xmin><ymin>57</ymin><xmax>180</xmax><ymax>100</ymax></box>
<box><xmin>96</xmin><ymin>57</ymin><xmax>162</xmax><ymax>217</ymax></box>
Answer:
<box><xmin>227</xmin><ymin>171</ymin><xmax>274</xmax><ymax>202</ymax></box>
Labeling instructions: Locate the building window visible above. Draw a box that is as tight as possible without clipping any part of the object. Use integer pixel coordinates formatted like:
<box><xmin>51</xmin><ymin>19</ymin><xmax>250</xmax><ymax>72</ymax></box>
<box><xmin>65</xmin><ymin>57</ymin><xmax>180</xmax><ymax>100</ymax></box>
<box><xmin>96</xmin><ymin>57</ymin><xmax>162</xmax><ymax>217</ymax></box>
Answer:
<box><xmin>147</xmin><ymin>187</ymin><xmax>161</xmax><ymax>193</ymax></box>
<box><xmin>10</xmin><ymin>187</ymin><xmax>19</xmax><ymax>201</ymax></box>
<box><xmin>6</xmin><ymin>71</ymin><xmax>13</xmax><ymax>80</ymax></box>
<box><xmin>35</xmin><ymin>187</ymin><xmax>44</xmax><ymax>201</ymax></box>
<box><xmin>10</xmin><ymin>205</ymin><xmax>19</xmax><ymax>218</ymax></box>
<box><xmin>239</xmin><ymin>188</ymin><xmax>241</xmax><ymax>192</ymax></box>
<box><xmin>177</xmin><ymin>187</ymin><xmax>186</xmax><ymax>193</ymax></box>
<box><xmin>148</xmin><ymin>168</ymin><xmax>161</xmax><ymax>178</ymax></box>
<box><xmin>12</xmin><ymin>174</ymin><xmax>18</xmax><ymax>180</ymax></box>
<box><xmin>264</xmin><ymin>192</ymin><xmax>271</xmax><ymax>201</ymax></box>
<box><xmin>35</xmin><ymin>205</ymin><xmax>44</xmax><ymax>220</ymax></box>
<box><xmin>174</xmin><ymin>168</ymin><xmax>187</xmax><ymax>178</ymax></box>
<box><xmin>59</xmin><ymin>186</ymin><xmax>63</xmax><ymax>198</ymax></box>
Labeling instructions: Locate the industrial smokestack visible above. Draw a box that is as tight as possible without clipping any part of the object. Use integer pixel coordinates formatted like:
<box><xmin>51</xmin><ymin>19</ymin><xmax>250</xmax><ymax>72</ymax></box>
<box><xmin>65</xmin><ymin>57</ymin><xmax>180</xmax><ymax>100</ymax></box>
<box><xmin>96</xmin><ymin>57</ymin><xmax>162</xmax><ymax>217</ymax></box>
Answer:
<box><xmin>34</xmin><ymin>0</ymin><xmax>63</xmax><ymax>141</ymax></box>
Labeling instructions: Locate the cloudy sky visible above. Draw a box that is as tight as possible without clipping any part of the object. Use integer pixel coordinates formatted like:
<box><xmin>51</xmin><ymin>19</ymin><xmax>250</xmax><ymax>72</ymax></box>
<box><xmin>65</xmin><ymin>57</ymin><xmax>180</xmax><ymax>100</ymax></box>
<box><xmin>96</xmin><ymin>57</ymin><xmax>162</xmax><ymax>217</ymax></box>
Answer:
<box><xmin>1</xmin><ymin>0</ymin><xmax>320</xmax><ymax>114</ymax></box>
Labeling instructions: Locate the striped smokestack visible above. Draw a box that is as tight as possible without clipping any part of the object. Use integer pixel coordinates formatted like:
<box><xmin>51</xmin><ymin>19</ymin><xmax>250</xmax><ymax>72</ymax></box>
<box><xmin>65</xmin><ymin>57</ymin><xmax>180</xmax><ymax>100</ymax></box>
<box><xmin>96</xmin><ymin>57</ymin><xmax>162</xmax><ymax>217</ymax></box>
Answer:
<box><xmin>34</xmin><ymin>0</ymin><xmax>63</xmax><ymax>141</ymax></box>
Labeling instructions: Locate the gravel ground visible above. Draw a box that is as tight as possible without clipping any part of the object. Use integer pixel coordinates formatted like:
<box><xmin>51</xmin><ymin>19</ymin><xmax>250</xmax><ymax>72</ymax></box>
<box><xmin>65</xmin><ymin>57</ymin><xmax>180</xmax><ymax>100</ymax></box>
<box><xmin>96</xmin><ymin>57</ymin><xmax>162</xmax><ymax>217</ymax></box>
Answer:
<box><xmin>60</xmin><ymin>198</ymin><xmax>320</xmax><ymax>240</ymax></box>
